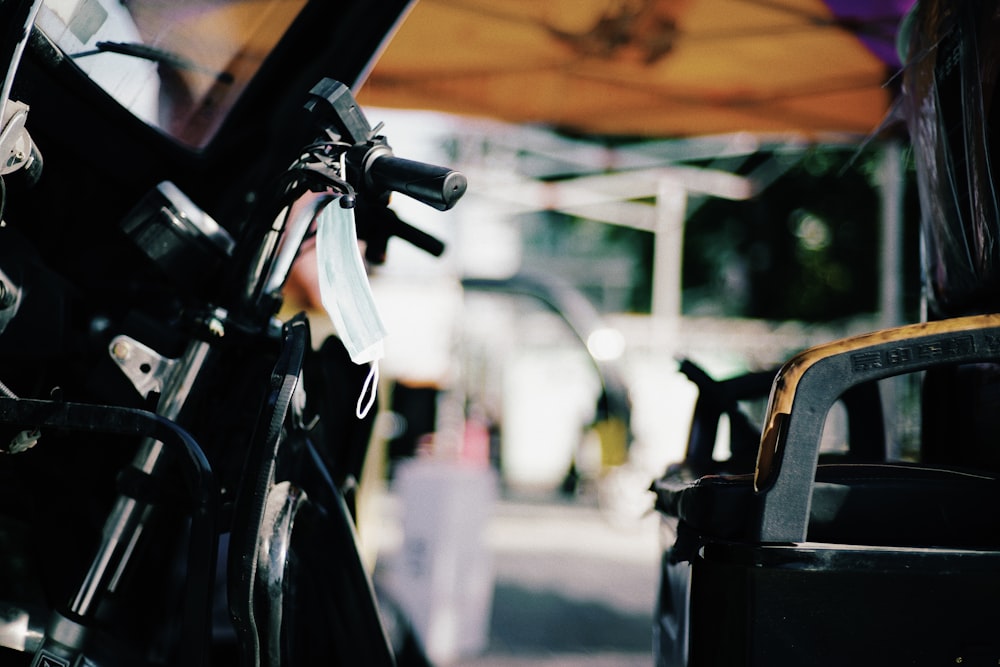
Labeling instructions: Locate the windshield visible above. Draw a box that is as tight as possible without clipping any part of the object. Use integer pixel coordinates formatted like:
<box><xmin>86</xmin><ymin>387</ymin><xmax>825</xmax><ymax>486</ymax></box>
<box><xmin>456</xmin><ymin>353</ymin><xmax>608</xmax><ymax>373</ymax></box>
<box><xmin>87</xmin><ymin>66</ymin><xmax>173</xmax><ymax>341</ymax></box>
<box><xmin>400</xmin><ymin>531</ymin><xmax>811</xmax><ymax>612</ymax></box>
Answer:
<box><xmin>37</xmin><ymin>0</ymin><xmax>307</xmax><ymax>148</ymax></box>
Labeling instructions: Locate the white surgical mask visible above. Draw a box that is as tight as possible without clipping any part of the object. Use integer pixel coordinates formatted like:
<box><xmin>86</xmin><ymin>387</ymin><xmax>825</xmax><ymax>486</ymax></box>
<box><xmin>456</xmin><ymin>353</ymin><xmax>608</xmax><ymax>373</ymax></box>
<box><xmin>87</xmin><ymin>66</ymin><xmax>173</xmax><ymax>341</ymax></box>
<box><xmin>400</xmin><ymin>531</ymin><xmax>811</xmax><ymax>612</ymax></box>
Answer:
<box><xmin>315</xmin><ymin>196</ymin><xmax>387</xmax><ymax>418</ymax></box>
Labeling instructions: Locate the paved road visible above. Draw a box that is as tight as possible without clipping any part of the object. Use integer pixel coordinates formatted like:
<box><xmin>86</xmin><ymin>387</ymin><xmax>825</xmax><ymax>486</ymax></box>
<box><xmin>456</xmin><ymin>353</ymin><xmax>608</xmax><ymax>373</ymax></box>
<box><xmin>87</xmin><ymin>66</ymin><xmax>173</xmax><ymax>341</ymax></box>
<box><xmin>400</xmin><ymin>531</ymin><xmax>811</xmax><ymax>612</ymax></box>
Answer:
<box><xmin>373</xmin><ymin>483</ymin><xmax>663</xmax><ymax>667</ymax></box>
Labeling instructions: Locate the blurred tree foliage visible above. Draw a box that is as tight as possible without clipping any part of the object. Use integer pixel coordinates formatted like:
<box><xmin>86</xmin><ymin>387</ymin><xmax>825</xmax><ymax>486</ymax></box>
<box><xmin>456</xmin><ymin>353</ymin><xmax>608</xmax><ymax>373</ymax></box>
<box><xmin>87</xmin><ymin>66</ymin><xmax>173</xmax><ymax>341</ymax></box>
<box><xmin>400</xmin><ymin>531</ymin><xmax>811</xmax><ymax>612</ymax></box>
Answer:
<box><xmin>519</xmin><ymin>143</ymin><xmax>921</xmax><ymax>323</ymax></box>
<box><xmin>681</xmin><ymin>145</ymin><xmax>921</xmax><ymax>322</ymax></box>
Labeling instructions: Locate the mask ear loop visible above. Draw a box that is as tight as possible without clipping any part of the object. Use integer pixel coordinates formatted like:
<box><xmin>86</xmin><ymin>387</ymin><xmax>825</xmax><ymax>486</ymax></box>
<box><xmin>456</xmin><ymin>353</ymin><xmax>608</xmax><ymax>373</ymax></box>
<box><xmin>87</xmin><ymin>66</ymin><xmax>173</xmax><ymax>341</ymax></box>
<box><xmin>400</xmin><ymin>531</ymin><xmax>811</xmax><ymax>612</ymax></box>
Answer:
<box><xmin>357</xmin><ymin>360</ymin><xmax>379</xmax><ymax>419</ymax></box>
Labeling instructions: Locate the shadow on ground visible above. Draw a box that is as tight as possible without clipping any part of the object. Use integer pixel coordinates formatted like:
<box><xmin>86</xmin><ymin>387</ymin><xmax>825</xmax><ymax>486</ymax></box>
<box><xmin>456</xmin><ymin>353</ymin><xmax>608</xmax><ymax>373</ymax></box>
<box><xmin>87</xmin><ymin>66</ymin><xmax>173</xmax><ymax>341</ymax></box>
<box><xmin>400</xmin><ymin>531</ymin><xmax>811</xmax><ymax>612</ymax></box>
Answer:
<box><xmin>486</xmin><ymin>582</ymin><xmax>653</xmax><ymax>656</ymax></box>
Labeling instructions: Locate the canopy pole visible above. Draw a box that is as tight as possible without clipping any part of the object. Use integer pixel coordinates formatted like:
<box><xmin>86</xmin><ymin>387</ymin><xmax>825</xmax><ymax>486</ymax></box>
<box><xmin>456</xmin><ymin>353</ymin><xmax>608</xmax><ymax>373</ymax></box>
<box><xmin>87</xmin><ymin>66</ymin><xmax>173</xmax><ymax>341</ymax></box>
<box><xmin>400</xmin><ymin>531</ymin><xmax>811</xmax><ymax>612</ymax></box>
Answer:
<box><xmin>877</xmin><ymin>140</ymin><xmax>905</xmax><ymax>459</ymax></box>
<box><xmin>879</xmin><ymin>140</ymin><xmax>904</xmax><ymax>330</ymax></box>
<box><xmin>652</xmin><ymin>179</ymin><xmax>687</xmax><ymax>321</ymax></box>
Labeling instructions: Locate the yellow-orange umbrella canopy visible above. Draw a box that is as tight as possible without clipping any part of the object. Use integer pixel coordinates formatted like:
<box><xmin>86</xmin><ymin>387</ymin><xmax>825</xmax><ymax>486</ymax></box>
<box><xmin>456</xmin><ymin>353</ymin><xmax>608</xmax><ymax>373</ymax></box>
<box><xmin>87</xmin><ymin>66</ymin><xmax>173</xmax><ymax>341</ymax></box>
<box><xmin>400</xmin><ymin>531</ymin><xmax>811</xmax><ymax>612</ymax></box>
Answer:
<box><xmin>359</xmin><ymin>0</ymin><xmax>911</xmax><ymax>138</ymax></box>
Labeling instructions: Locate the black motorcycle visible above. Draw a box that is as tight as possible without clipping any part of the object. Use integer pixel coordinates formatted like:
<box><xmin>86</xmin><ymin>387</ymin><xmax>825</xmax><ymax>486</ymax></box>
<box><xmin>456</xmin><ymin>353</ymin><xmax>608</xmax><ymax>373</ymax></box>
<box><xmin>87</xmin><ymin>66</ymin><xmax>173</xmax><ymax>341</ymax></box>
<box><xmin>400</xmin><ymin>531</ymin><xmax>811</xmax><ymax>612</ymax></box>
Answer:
<box><xmin>0</xmin><ymin>0</ymin><xmax>463</xmax><ymax>664</ymax></box>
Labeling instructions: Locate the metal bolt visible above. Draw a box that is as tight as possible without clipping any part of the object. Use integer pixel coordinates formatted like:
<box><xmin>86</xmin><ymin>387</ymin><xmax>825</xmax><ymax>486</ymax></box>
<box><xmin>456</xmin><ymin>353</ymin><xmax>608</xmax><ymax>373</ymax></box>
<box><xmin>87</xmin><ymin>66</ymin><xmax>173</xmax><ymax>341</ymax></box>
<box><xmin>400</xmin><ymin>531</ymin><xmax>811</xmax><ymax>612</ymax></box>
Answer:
<box><xmin>111</xmin><ymin>340</ymin><xmax>131</xmax><ymax>361</ymax></box>
<box><xmin>207</xmin><ymin>316</ymin><xmax>225</xmax><ymax>338</ymax></box>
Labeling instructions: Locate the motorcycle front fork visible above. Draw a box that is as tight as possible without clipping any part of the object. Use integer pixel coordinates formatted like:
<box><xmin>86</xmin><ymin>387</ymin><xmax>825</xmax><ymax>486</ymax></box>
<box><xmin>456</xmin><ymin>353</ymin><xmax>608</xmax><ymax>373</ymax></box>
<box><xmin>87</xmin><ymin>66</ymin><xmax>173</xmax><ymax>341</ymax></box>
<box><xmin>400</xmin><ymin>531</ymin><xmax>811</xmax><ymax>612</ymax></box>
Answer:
<box><xmin>30</xmin><ymin>335</ymin><xmax>216</xmax><ymax>667</ymax></box>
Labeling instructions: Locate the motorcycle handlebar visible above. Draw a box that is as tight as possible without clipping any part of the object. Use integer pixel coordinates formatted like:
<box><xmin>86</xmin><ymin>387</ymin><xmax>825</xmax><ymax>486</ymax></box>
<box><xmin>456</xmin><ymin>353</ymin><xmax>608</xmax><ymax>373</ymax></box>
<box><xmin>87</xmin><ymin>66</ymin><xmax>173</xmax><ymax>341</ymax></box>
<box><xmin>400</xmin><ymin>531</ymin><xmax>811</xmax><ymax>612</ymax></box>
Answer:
<box><xmin>298</xmin><ymin>78</ymin><xmax>463</xmax><ymax>260</ymax></box>
<box><xmin>306</xmin><ymin>78</ymin><xmax>467</xmax><ymax>211</ymax></box>
<box><xmin>365</xmin><ymin>152</ymin><xmax>467</xmax><ymax>211</ymax></box>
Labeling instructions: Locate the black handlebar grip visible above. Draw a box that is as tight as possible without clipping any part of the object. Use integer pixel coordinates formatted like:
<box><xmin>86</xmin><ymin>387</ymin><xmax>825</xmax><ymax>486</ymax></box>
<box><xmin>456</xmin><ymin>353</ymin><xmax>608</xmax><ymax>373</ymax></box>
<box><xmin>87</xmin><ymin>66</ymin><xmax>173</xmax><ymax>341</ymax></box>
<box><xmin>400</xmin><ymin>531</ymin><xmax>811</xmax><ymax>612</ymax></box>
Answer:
<box><xmin>367</xmin><ymin>155</ymin><xmax>467</xmax><ymax>211</ymax></box>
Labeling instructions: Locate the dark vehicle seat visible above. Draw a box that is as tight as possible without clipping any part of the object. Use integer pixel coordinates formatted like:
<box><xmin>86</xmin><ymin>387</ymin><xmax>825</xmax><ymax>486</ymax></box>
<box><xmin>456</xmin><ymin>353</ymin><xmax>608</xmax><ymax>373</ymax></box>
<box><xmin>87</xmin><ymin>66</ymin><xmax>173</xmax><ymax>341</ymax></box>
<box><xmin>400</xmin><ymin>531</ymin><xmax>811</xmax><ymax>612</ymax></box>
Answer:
<box><xmin>654</xmin><ymin>315</ymin><xmax>1000</xmax><ymax>667</ymax></box>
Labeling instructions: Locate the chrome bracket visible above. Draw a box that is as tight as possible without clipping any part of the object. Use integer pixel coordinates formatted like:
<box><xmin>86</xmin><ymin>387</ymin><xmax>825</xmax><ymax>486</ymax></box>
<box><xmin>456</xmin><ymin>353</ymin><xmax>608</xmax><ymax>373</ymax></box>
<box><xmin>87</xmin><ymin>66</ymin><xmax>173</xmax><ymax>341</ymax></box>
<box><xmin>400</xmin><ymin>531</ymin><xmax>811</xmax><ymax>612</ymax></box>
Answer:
<box><xmin>108</xmin><ymin>335</ymin><xmax>178</xmax><ymax>399</ymax></box>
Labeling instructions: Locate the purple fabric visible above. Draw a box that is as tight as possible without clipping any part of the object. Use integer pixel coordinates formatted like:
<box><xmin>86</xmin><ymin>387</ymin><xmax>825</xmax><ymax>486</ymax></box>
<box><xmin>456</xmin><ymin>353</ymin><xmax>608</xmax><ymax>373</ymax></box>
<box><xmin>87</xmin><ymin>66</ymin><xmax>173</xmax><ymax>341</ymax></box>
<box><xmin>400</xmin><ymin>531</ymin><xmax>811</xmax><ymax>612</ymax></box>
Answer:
<box><xmin>821</xmin><ymin>0</ymin><xmax>916</xmax><ymax>67</ymax></box>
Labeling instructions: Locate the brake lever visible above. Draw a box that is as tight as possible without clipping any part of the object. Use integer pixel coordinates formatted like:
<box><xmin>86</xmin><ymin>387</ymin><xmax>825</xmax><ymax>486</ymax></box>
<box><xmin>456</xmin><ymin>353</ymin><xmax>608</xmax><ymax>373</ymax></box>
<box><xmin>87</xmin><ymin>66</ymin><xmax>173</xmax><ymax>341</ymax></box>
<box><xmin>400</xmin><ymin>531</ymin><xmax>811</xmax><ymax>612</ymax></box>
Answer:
<box><xmin>355</xmin><ymin>199</ymin><xmax>445</xmax><ymax>265</ymax></box>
